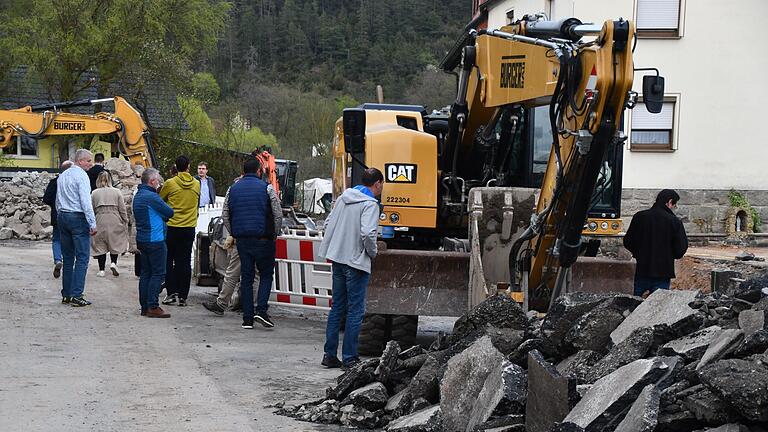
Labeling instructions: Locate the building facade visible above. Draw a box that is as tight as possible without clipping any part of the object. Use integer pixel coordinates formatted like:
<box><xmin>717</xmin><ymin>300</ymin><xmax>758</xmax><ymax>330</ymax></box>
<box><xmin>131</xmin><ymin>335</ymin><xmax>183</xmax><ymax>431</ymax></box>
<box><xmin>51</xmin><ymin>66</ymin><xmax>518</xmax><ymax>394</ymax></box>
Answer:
<box><xmin>472</xmin><ymin>0</ymin><xmax>768</xmax><ymax>234</ymax></box>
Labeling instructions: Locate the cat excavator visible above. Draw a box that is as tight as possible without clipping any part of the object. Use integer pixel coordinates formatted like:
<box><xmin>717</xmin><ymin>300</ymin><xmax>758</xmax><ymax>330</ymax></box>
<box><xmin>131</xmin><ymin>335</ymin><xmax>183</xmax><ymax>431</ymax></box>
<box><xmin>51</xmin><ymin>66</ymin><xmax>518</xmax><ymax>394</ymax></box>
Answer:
<box><xmin>0</xmin><ymin>96</ymin><xmax>155</xmax><ymax>167</ymax></box>
<box><xmin>332</xmin><ymin>15</ymin><xmax>665</xmax><ymax>353</ymax></box>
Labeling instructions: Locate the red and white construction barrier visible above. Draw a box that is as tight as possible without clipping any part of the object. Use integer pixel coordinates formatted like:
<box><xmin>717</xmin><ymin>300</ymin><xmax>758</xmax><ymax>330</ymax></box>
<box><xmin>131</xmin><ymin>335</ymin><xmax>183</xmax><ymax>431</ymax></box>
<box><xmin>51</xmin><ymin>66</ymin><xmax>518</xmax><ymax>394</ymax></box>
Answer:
<box><xmin>270</xmin><ymin>230</ymin><xmax>332</xmax><ymax>311</ymax></box>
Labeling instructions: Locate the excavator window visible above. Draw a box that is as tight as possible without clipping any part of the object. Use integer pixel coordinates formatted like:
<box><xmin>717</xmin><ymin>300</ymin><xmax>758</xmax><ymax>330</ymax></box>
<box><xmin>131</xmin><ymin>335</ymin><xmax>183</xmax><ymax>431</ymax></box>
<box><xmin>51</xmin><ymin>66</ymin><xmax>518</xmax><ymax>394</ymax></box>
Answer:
<box><xmin>396</xmin><ymin>116</ymin><xmax>418</xmax><ymax>131</ymax></box>
<box><xmin>1</xmin><ymin>135</ymin><xmax>39</xmax><ymax>157</ymax></box>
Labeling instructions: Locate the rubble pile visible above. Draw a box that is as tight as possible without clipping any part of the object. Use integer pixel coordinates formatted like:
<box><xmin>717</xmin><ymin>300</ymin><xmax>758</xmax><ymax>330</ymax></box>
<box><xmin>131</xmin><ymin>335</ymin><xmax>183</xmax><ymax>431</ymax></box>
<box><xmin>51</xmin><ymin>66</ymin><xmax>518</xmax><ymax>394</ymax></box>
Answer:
<box><xmin>0</xmin><ymin>159</ymin><xmax>142</xmax><ymax>241</ymax></box>
<box><xmin>280</xmin><ymin>278</ymin><xmax>768</xmax><ymax>432</ymax></box>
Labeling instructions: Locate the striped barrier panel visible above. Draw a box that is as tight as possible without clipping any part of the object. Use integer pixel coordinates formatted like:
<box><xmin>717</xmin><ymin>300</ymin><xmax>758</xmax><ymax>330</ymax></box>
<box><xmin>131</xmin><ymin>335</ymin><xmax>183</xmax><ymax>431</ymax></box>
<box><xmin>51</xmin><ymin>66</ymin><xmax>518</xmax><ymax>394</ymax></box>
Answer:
<box><xmin>270</xmin><ymin>232</ymin><xmax>332</xmax><ymax>311</ymax></box>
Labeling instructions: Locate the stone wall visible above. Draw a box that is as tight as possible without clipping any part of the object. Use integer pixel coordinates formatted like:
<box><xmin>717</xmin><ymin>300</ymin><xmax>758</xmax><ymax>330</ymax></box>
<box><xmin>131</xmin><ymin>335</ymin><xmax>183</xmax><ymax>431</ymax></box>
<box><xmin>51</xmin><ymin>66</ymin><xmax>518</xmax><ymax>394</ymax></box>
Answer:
<box><xmin>0</xmin><ymin>159</ymin><xmax>143</xmax><ymax>241</ymax></box>
<box><xmin>622</xmin><ymin>189</ymin><xmax>768</xmax><ymax>235</ymax></box>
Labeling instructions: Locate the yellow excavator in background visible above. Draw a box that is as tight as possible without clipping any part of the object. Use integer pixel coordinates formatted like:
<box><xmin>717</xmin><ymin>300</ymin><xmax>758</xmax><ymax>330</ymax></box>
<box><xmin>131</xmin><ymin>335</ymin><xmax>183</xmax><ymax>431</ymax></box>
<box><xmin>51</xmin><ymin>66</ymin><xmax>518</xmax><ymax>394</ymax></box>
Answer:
<box><xmin>332</xmin><ymin>15</ymin><xmax>665</xmax><ymax>352</ymax></box>
<box><xmin>0</xmin><ymin>96</ymin><xmax>155</xmax><ymax>167</ymax></box>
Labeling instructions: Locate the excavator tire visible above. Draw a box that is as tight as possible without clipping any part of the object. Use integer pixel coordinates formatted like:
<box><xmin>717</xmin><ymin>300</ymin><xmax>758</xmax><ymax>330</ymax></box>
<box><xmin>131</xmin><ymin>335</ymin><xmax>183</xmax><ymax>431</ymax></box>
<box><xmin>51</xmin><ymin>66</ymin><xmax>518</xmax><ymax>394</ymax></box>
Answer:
<box><xmin>358</xmin><ymin>314</ymin><xmax>418</xmax><ymax>356</ymax></box>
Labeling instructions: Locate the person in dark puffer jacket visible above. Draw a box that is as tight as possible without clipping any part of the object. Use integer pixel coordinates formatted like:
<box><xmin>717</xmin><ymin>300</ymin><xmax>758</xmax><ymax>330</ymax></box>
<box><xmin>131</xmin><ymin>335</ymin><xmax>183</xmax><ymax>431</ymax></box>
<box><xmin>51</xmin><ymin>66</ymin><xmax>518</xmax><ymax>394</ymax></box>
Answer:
<box><xmin>223</xmin><ymin>157</ymin><xmax>282</xmax><ymax>330</ymax></box>
<box><xmin>133</xmin><ymin>168</ymin><xmax>174</xmax><ymax>318</ymax></box>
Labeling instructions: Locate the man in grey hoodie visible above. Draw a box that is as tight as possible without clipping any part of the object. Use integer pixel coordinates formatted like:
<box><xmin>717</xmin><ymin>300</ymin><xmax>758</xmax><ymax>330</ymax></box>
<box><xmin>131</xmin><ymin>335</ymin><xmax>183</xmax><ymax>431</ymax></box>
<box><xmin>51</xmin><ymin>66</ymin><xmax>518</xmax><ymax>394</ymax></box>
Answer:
<box><xmin>319</xmin><ymin>168</ymin><xmax>384</xmax><ymax>369</ymax></box>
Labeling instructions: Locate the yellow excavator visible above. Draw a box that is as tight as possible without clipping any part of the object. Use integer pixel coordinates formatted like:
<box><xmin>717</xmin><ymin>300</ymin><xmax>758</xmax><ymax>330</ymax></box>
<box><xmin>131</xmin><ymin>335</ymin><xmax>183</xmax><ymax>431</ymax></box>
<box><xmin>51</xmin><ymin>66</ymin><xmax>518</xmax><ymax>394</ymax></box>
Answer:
<box><xmin>0</xmin><ymin>96</ymin><xmax>155</xmax><ymax>167</ymax></box>
<box><xmin>332</xmin><ymin>15</ymin><xmax>665</xmax><ymax>352</ymax></box>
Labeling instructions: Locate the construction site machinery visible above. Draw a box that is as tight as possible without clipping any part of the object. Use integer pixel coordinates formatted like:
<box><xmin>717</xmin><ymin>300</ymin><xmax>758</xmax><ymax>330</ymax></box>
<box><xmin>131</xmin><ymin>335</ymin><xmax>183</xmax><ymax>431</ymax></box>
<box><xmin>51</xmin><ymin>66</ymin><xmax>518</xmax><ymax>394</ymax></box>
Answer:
<box><xmin>0</xmin><ymin>96</ymin><xmax>155</xmax><ymax>168</ymax></box>
<box><xmin>332</xmin><ymin>15</ymin><xmax>664</xmax><ymax>353</ymax></box>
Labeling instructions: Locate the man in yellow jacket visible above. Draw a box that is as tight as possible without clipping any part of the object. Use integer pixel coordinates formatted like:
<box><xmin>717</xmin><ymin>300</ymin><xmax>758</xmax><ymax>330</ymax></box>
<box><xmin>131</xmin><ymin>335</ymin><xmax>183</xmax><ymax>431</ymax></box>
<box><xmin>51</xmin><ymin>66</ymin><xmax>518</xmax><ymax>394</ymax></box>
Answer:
<box><xmin>160</xmin><ymin>155</ymin><xmax>200</xmax><ymax>307</ymax></box>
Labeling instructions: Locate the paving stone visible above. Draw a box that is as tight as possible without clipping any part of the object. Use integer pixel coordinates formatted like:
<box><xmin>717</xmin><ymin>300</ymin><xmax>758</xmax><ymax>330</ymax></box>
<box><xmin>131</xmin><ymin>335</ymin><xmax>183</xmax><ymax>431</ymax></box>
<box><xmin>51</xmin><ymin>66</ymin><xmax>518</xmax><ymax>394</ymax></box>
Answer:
<box><xmin>449</xmin><ymin>294</ymin><xmax>529</xmax><ymax>345</ymax></box>
<box><xmin>440</xmin><ymin>336</ymin><xmax>506</xmax><ymax>432</ymax></box>
<box><xmin>659</xmin><ymin>325</ymin><xmax>722</xmax><ymax>361</ymax></box>
<box><xmin>614</xmin><ymin>384</ymin><xmax>660</xmax><ymax>432</ymax></box>
<box><xmin>563</xmin><ymin>357</ymin><xmax>669</xmax><ymax>431</ymax></box>
<box><xmin>738</xmin><ymin>309</ymin><xmax>768</xmax><ymax>337</ymax></box>
<box><xmin>698</xmin><ymin>359</ymin><xmax>768</xmax><ymax>422</ymax></box>
<box><xmin>557</xmin><ymin>350</ymin><xmax>603</xmax><ymax>383</ymax></box>
<box><xmin>610</xmin><ymin>289</ymin><xmax>699</xmax><ymax>345</ymax></box>
<box><xmin>696</xmin><ymin>329</ymin><xmax>744</xmax><ymax>370</ymax></box>
<box><xmin>386</xmin><ymin>405</ymin><xmax>441</xmax><ymax>432</ymax></box>
<box><xmin>525</xmin><ymin>350</ymin><xmax>577</xmax><ymax>432</ymax></box>
<box><xmin>341</xmin><ymin>382</ymin><xmax>389</xmax><ymax>411</ymax></box>
<box><xmin>584</xmin><ymin>327</ymin><xmax>656</xmax><ymax>384</ymax></box>
<box><xmin>542</xmin><ymin>292</ymin><xmax>612</xmax><ymax>350</ymax></box>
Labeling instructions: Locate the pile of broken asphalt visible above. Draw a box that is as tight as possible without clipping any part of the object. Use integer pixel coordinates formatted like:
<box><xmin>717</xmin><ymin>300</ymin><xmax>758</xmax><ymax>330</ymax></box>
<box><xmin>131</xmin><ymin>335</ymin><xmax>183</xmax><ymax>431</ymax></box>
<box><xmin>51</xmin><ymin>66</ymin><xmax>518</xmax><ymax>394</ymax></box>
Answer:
<box><xmin>277</xmin><ymin>275</ymin><xmax>768</xmax><ymax>432</ymax></box>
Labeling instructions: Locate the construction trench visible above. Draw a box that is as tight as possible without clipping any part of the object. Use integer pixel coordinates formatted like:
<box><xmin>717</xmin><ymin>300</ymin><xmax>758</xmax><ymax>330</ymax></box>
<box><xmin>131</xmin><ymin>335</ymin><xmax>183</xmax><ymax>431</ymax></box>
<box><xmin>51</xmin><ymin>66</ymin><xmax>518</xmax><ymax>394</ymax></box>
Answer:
<box><xmin>2</xmin><ymin>169</ymin><xmax>768</xmax><ymax>431</ymax></box>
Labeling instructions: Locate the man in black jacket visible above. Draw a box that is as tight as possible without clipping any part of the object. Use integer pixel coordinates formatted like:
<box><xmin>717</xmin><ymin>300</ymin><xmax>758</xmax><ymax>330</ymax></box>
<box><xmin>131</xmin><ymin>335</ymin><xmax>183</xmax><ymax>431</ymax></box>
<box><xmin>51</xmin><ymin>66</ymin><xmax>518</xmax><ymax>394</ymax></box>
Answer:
<box><xmin>623</xmin><ymin>189</ymin><xmax>689</xmax><ymax>297</ymax></box>
<box><xmin>87</xmin><ymin>153</ymin><xmax>105</xmax><ymax>191</ymax></box>
<box><xmin>42</xmin><ymin>160</ymin><xmax>73</xmax><ymax>278</ymax></box>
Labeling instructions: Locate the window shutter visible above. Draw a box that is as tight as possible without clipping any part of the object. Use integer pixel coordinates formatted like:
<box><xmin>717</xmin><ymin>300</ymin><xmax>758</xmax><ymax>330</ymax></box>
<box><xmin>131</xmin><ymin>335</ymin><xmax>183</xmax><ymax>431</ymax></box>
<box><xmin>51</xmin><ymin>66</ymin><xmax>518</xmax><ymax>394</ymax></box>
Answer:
<box><xmin>637</xmin><ymin>0</ymin><xmax>680</xmax><ymax>30</ymax></box>
<box><xmin>632</xmin><ymin>102</ymin><xmax>674</xmax><ymax>129</ymax></box>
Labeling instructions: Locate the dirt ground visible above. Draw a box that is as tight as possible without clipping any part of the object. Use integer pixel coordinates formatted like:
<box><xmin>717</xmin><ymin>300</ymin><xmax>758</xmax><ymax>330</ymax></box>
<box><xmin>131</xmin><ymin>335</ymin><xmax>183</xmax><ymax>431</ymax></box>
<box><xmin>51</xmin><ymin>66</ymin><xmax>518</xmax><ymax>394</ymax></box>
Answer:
<box><xmin>672</xmin><ymin>245</ymin><xmax>768</xmax><ymax>291</ymax></box>
<box><xmin>0</xmin><ymin>240</ymin><xmax>351</xmax><ymax>432</ymax></box>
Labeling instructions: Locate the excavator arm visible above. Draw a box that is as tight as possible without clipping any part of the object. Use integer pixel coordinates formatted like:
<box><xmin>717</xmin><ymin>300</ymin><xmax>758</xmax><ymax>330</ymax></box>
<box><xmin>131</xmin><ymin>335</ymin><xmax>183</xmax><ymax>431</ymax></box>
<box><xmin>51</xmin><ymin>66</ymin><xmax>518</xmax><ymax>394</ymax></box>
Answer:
<box><xmin>444</xmin><ymin>17</ymin><xmax>658</xmax><ymax>310</ymax></box>
<box><xmin>0</xmin><ymin>96</ymin><xmax>156</xmax><ymax>167</ymax></box>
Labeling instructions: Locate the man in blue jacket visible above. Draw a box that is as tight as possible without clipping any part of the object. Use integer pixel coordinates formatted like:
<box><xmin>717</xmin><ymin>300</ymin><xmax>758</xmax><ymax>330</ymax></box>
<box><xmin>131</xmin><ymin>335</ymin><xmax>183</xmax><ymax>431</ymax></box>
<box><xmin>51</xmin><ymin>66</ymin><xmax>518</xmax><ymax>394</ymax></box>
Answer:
<box><xmin>225</xmin><ymin>157</ymin><xmax>282</xmax><ymax>329</ymax></box>
<box><xmin>318</xmin><ymin>168</ymin><xmax>383</xmax><ymax>369</ymax></box>
<box><xmin>133</xmin><ymin>168</ymin><xmax>175</xmax><ymax>318</ymax></box>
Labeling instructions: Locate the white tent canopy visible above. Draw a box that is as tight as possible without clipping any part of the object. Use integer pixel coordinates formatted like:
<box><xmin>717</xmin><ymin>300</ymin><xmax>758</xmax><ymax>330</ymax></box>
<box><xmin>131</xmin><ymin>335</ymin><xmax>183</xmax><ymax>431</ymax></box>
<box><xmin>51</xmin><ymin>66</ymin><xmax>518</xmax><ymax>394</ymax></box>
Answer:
<box><xmin>302</xmin><ymin>178</ymin><xmax>332</xmax><ymax>214</ymax></box>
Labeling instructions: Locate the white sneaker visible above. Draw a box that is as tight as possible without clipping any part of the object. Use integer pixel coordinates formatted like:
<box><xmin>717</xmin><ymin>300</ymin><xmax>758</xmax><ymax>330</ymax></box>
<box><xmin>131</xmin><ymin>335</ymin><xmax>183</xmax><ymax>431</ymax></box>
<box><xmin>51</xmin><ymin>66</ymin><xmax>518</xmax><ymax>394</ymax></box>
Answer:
<box><xmin>110</xmin><ymin>262</ymin><xmax>119</xmax><ymax>276</ymax></box>
<box><xmin>97</xmin><ymin>270</ymin><xmax>105</xmax><ymax>277</ymax></box>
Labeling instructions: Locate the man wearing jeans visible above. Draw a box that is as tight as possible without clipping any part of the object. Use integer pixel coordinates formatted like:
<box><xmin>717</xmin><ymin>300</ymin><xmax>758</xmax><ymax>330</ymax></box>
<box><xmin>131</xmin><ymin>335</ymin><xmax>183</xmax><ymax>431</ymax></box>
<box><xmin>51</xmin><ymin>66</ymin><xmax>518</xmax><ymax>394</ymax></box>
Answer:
<box><xmin>133</xmin><ymin>168</ymin><xmax>174</xmax><ymax>317</ymax></box>
<box><xmin>225</xmin><ymin>157</ymin><xmax>282</xmax><ymax>329</ymax></box>
<box><xmin>318</xmin><ymin>168</ymin><xmax>383</xmax><ymax>369</ymax></box>
<box><xmin>56</xmin><ymin>149</ymin><xmax>97</xmax><ymax>307</ymax></box>
<box><xmin>624</xmin><ymin>189</ymin><xmax>689</xmax><ymax>297</ymax></box>
<box><xmin>43</xmin><ymin>160</ymin><xmax>73</xmax><ymax>278</ymax></box>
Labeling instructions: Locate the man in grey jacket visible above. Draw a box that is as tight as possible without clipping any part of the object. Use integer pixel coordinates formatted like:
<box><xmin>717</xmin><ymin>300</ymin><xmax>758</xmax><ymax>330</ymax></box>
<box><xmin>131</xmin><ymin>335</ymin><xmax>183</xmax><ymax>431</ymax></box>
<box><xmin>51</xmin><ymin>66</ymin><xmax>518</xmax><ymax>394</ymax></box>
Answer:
<box><xmin>319</xmin><ymin>168</ymin><xmax>383</xmax><ymax>369</ymax></box>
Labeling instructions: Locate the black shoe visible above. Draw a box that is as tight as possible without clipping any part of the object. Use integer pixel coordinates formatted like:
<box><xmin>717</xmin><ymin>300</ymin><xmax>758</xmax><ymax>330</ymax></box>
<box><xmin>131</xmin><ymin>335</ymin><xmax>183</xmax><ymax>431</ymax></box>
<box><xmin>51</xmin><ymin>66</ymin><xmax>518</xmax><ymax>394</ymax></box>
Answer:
<box><xmin>342</xmin><ymin>358</ymin><xmax>361</xmax><ymax>371</ymax></box>
<box><xmin>161</xmin><ymin>293</ymin><xmax>177</xmax><ymax>305</ymax></box>
<box><xmin>254</xmin><ymin>313</ymin><xmax>275</xmax><ymax>328</ymax></box>
<box><xmin>321</xmin><ymin>354</ymin><xmax>343</xmax><ymax>369</ymax></box>
<box><xmin>202</xmin><ymin>301</ymin><xmax>225</xmax><ymax>316</ymax></box>
<box><xmin>61</xmin><ymin>296</ymin><xmax>71</xmax><ymax>304</ymax></box>
<box><xmin>54</xmin><ymin>262</ymin><xmax>63</xmax><ymax>278</ymax></box>
<box><xmin>242</xmin><ymin>320</ymin><xmax>254</xmax><ymax>329</ymax></box>
<box><xmin>178</xmin><ymin>298</ymin><xmax>187</xmax><ymax>307</ymax></box>
<box><xmin>70</xmin><ymin>297</ymin><xmax>92</xmax><ymax>307</ymax></box>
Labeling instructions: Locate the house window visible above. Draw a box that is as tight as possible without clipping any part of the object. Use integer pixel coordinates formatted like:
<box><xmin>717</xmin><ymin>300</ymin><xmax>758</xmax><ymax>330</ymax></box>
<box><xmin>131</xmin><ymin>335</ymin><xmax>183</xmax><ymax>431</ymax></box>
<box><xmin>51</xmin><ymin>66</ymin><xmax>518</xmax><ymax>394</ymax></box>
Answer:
<box><xmin>1</xmin><ymin>135</ymin><xmax>39</xmax><ymax>158</ymax></box>
<box><xmin>636</xmin><ymin>0</ymin><xmax>683</xmax><ymax>37</ymax></box>
<box><xmin>630</xmin><ymin>99</ymin><xmax>676</xmax><ymax>151</ymax></box>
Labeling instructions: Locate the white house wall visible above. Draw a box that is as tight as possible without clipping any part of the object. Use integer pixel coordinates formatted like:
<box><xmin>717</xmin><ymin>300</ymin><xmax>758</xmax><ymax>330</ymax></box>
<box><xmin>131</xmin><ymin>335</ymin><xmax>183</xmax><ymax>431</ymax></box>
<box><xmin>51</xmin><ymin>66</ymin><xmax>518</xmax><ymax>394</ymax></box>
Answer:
<box><xmin>485</xmin><ymin>0</ymin><xmax>768</xmax><ymax>191</ymax></box>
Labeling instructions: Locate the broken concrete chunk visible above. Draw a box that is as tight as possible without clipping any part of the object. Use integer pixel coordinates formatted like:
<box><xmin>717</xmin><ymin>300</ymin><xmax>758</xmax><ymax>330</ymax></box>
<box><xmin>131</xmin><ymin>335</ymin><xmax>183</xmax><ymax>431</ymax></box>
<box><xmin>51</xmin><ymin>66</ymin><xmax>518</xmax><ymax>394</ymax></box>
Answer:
<box><xmin>614</xmin><ymin>384</ymin><xmax>661</xmax><ymax>432</ymax></box>
<box><xmin>385</xmin><ymin>388</ymin><xmax>407</xmax><ymax>413</ymax></box>
<box><xmin>449</xmin><ymin>294</ymin><xmax>529</xmax><ymax>345</ymax></box>
<box><xmin>525</xmin><ymin>350</ymin><xmax>577</xmax><ymax>432</ymax></box>
<box><xmin>376</xmin><ymin>340</ymin><xmax>401</xmax><ymax>384</ymax></box>
<box><xmin>386</xmin><ymin>405</ymin><xmax>441</xmax><ymax>432</ymax></box>
<box><xmin>696</xmin><ymin>329</ymin><xmax>744</xmax><ymax>370</ymax></box>
<box><xmin>681</xmin><ymin>387</ymin><xmax>738</xmax><ymax>424</ymax></box>
<box><xmin>698</xmin><ymin>359</ymin><xmax>768</xmax><ymax>422</ymax></box>
<box><xmin>341</xmin><ymin>382</ymin><xmax>389</xmax><ymax>411</ymax></box>
<box><xmin>659</xmin><ymin>325</ymin><xmax>722</xmax><ymax>361</ymax></box>
<box><xmin>703</xmin><ymin>424</ymin><xmax>754</xmax><ymax>432</ymax></box>
<box><xmin>738</xmin><ymin>309</ymin><xmax>768</xmax><ymax>337</ymax></box>
<box><xmin>398</xmin><ymin>345</ymin><xmax>426</xmax><ymax>360</ymax></box>
<box><xmin>734</xmin><ymin>276</ymin><xmax>768</xmax><ymax>303</ymax></box>
<box><xmin>734</xmin><ymin>329</ymin><xmax>768</xmax><ymax>357</ymax></box>
<box><xmin>584</xmin><ymin>327</ymin><xmax>656</xmax><ymax>384</ymax></box>
<box><xmin>507</xmin><ymin>337</ymin><xmax>558</xmax><ymax>367</ymax></box>
<box><xmin>339</xmin><ymin>403</ymin><xmax>379</xmax><ymax>429</ymax></box>
<box><xmin>327</xmin><ymin>359</ymin><xmax>377</xmax><ymax>400</ymax></box>
<box><xmin>491</xmin><ymin>362</ymin><xmax>527</xmax><ymax>416</ymax></box>
<box><xmin>542</xmin><ymin>292</ymin><xmax>613</xmax><ymax>350</ymax></box>
<box><xmin>610</xmin><ymin>289</ymin><xmax>699</xmax><ymax>345</ymax></box>
<box><xmin>0</xmin><ymin>227</ymin><xmax>12</xmax><ymax>240</ymax></box>
<box><xmin>471</xmin><ymin>414</ymin><xmax>524</xmax><ymax>431</ymax></box>
<box><xmin>563</xmin><ymin>357</ymin><xmax>669</xmax><ymax>431</ymax></box>
<box><xmin>564</xmin><ymin>302</ymin><xmax>627</xmax><ymax>354</ymax></box>
<box><xmin>557</xmin><ymin>350</ymin><xmax>603</xmax><ymax>383</ymax></box>
<box><xmin>655</xmin><ymin>410</ymin><xmax>699</xmax><ymax>432</ymax></box>
<box><xmin>440</xmin><ymin>336</ymin><xmax>506</xmax><ymax>432</ymax></box>
<box><xmin>393</xmin><ymin>353</ymin><xmax>446</xmax><ymax>417</ymax></box>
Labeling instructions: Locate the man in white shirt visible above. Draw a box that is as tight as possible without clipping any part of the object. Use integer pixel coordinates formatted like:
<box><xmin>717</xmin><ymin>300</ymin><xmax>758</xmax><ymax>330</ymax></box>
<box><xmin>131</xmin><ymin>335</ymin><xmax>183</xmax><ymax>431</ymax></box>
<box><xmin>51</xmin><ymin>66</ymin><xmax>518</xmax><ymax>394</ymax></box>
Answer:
<box><xmin>56</xmin><ymin>149</ymin><xmax>97</xmax><ymax>307</ymax></box>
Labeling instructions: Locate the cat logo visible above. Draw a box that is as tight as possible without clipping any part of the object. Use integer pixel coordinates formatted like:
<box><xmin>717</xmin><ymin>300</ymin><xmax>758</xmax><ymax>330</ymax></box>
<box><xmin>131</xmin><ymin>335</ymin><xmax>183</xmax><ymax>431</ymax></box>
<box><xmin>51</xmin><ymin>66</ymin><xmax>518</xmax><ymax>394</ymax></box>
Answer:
<box><xmin>385</xmin><ymin>163</ymin><xmax>417</xmax><ymax>184</ymax></box>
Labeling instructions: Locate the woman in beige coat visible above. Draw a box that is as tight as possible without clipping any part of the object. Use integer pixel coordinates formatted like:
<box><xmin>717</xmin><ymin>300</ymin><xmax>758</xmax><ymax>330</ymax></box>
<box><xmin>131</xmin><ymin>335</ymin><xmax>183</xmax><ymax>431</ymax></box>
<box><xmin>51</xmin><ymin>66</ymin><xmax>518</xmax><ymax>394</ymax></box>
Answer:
<box><xmin>91</xmin><ymin>170</ymin><xmax>129</xmax><ymax>277</ymax></box>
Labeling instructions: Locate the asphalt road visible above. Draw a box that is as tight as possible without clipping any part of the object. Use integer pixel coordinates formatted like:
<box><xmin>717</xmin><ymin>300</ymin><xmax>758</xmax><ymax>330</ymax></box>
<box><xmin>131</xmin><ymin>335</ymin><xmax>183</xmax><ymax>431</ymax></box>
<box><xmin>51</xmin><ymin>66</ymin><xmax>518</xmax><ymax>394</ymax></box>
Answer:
<box><xmin>0</xmin><ymin>240</ymin><xmax>347</xmax><ymax>431</ymax></box>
